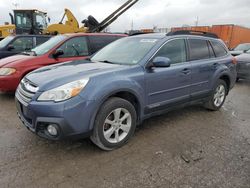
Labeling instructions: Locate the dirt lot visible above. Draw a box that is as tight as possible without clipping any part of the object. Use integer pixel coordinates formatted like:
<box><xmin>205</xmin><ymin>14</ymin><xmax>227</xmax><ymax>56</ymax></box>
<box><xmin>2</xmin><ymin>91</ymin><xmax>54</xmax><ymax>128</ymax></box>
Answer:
<box><xmin>0</xmin><ymin>81</ymin><xmax>249</xmax><ymax>188</ymax></box>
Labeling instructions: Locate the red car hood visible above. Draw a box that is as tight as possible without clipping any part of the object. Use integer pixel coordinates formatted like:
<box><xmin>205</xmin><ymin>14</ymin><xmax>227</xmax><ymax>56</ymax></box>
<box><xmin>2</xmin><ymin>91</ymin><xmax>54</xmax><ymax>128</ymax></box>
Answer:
<box><xmin>0</xmin><ymin>55</ymin><xmax>36</xmax><ymax>68</ymax></box>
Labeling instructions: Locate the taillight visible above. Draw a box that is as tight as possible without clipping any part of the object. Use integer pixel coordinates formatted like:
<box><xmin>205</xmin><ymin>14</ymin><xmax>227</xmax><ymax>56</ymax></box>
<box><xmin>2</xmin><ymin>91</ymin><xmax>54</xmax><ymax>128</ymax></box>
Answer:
<box><xmin>232</xmin><ymin>57</ymin><xmax>237</xmax><ymax>64</ymax></box>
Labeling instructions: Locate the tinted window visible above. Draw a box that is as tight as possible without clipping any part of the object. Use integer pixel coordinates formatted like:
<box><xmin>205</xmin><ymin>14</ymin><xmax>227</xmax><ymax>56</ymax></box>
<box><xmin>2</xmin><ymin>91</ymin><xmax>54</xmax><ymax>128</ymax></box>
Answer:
<box><xmin>15</xmin><ymin>13</ymin><xmax>32</xmax><ymax>28</ymax></box>
<box><xmin>11</xmin><ymin>37</ymin><xmax>33</xmax><ymax>51</ymax></box>
<box><xmin>36</xmin><ymin>37</ymin><xmax>50</xmax><ymax>46</ymax></box>
<box><xmin>211</xmin><ymin>40</ymin><xmax>228</xmax><ymax>57</ymax></box>
<box><xmin>154</xmin><ymin>39</ymin><xmax>187</xmax><ymax>64</ymax></box>
<box><xmin>88</xmin><ymin>35</ymin><xmax>124</xmax><ymax>53</ymax></box>
<box><xmin>189</xmin><ymin>39</ymin><xmax>210</xmax><ymax>61</ymax></box>
<box><xmin>234</xmin><ymin>43</ymin><xmax>250</xmax><ymax>51</ymax></box>
<box><xmin>59</xmin><ymin>37</ymin><xmax>89</xmax><ymax>57</ymax></box>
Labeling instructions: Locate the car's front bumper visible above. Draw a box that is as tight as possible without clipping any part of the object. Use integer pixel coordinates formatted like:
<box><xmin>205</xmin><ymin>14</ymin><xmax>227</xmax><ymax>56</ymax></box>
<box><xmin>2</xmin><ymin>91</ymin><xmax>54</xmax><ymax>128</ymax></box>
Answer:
<box><xmin>0</xmin><ymin>75</ymin><xmax>20</xmax><ymax>92</ymax></box>
<box><xmin>15</xmin><ymin>95</ymin><xmax>96</xmax><ymax>140</ymax></box>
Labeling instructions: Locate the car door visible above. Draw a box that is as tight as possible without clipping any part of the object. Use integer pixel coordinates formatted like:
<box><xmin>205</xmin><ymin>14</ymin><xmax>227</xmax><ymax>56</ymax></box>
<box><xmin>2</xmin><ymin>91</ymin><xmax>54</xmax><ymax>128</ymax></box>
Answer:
<box><xmin>188</xmin><ymin>38</ymin><xmax>218</xmax><ymax>100</ymax></box>
<box><xmin>145</xmin><ymin>38</ymin><xmax>192</xmax><ymax>113</ymax></box>
<box><xmin>53</xmin><ymin>36</ymin><xmax>90</xmax><ymax>63</ymax></box>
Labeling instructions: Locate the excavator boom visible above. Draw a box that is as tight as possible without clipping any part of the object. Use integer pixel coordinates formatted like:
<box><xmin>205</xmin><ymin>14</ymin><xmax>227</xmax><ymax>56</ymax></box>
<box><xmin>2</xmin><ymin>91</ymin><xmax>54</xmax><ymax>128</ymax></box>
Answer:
<box><xmin>45</xmin><ymin>0</ymin><xmax>139</xmax><ymax>35</ymax></box>
<box><xmin>90</xmin><ymin>0</ymin><xmax>139</xmax><ymax>32</ymax></box>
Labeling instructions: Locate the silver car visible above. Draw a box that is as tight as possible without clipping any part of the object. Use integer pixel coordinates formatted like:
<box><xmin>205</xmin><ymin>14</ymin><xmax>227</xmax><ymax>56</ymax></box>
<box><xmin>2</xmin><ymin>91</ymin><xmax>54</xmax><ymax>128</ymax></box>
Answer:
<box><xmin>235</xmin><ymin>51</ymin><xmax>250</xmax><ymax>81</ymax></box>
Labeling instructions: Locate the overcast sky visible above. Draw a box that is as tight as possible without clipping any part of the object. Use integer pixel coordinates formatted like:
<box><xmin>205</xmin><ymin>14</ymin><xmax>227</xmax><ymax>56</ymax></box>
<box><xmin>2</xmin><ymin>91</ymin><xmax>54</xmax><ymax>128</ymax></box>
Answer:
<box><xmin>0</xmin><ymin>0</ymin><xmax>250</xmax><ymax>32</ymax></box>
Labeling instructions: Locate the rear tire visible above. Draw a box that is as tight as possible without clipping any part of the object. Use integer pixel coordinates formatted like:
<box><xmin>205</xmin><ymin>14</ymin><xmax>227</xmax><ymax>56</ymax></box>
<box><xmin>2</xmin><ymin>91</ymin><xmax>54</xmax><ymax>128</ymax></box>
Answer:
<box><xmin>91</xmin><ymin>97</ymin><xmax>137</xmax><ymax>151</ymax></box>
<box><xmin>204</xmin><ymin>79</ymin><xmax>227</xmax><ymax>111</ymax></box>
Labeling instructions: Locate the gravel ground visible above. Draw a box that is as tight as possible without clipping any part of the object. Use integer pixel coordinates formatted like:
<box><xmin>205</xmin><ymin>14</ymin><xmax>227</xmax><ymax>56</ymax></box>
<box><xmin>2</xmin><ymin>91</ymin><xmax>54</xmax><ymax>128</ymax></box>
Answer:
<box><xmin>0</xmin><ymin>81</ymin><xmax>249</xmax><ymax>188</ymax></box>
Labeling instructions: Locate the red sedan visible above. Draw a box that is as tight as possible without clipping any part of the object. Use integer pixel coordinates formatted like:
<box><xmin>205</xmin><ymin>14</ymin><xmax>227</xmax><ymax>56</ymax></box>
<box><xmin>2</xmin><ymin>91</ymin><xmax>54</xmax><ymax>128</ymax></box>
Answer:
<box><xmin>0</xmin><ymin>33</ymin><xmax>126</xmax><ymax>92</ymax></box>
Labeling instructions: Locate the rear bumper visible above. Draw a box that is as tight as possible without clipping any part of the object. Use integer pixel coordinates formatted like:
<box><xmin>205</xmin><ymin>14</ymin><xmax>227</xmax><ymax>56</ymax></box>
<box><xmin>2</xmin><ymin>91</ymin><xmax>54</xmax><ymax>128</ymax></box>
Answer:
<box><xmin>0</xmin><ymin>75</ymin><xmax>20</xmax><ymax>92</ymax></box>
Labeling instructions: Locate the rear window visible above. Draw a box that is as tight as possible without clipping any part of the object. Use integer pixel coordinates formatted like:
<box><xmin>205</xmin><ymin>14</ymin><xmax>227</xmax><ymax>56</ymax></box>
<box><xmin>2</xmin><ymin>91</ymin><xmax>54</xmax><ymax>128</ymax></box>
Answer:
<box><xmin>210</xmin><ymin>40</ymin><xmax>228</xmax><ymax>57</ymax></box>
<box><xmin>189</xmin><ymin>39</ymin><xmax>210</xmax><ymax>61</ymax></box>
<box><xmin>36</xmin><ymin>37</ymin><xmax>50</xmax><ymax>46</ymax></box>
<box><xmin>88</xmin><ymin>35</ymin><xmax>125</xmax><ymax>53</ymax></box>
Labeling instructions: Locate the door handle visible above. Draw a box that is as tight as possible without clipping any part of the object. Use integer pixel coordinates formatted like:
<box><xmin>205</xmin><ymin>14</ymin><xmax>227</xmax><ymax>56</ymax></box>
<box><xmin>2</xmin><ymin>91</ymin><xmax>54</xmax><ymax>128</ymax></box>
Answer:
<box><xmin>181</xmin><ymin>68</ymin><xmax>191</xmax><ymax>75</ymax></box>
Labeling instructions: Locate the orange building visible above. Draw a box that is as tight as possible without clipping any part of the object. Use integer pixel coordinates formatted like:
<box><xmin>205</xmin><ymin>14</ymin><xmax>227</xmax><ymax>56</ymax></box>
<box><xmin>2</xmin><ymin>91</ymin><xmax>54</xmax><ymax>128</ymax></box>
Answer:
<box><xmin>171</xmin><ymin>24</ymin><xmax>250</xmax><ymax>49</ymax></box>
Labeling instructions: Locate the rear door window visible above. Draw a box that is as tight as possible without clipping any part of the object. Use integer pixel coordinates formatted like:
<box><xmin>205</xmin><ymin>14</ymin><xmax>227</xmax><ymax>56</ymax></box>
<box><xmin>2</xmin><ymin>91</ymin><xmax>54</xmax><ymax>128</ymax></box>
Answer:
<box><xmin>88</xmin><ymin>35</ymin><xmax>123</xmax><ymax>53</ymax></box>
<box><xmin>154</xmin><ymin>39</ymin><xmax>187</xmax><ymax>64</ymax></box>
<box><xmin>188</xmin><ymin>39</ymin><xmax>210</xmax><ymax>61</ymax></box>
<box><xmin>58</xmin><ymin>37</ymin><xmax>89</xmax><ymax>57</ymax></box>
<box><xmin>210</xmin><ymin>40</ymin><xmax>228</xmax><ymax>57</ymax></box>
<box><xmin>10</xmin><ymin>37</ymin><xmax>33</xmax><ymax>51</ymax></box>
<box><xmin>36</xmin><ymin>37</ymin><xmax>50</xmax><ymax>46</ymax></box>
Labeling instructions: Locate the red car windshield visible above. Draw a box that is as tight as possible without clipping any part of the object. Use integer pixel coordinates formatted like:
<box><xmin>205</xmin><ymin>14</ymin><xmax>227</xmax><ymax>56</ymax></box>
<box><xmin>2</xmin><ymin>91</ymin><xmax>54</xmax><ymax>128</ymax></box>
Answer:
<box><xmin>32</xmin><ymin>35</ymin><xmax>67</xmax><ymax>56</ymax></box>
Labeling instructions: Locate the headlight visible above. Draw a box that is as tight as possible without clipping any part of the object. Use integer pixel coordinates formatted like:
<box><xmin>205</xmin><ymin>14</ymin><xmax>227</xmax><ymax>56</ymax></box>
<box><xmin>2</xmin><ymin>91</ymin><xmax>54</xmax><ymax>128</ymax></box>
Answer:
<box><xmin>0</xmin><ymin>68</ymin><xmax>16</xmax><ymax>76</ymax></box>
<box><xmin>38</xmin><ymin>78</ymin><xmax>89</xmax><ymax>102</ymax></box>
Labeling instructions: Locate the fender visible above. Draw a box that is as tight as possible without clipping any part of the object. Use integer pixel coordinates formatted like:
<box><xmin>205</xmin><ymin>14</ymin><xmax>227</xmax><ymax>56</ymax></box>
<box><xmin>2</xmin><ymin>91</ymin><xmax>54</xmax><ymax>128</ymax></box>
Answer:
<box><xmin>210</xmin><ymin>63</ymin><xmax>232</xmax><ymax>92</ymax></box>
<box><xmin>84</xmin><ymin>77</ymin><xmax>145</xmax><ymax>131</ymax></box>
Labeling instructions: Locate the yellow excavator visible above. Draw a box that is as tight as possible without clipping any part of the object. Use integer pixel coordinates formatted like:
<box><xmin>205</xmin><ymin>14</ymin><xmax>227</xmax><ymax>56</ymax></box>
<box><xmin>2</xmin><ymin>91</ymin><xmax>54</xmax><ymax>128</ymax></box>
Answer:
<box><xmin>44</xmin><ymin>0</ymin><xmax>138</xmax><ymax>34</ymax></box>
<box><xmin>0</xmin><ymin>0</ymin><xmax>138</xmax><ymax>39</ymax></box>
<box><xmin>0</xmin><ymin>9</ymin><xmax>47</xmax><ymax>40</ymax></box>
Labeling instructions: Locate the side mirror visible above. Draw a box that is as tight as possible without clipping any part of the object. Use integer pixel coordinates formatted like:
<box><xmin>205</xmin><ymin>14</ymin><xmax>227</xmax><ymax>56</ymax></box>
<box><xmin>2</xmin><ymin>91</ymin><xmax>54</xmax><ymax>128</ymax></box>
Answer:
<box><xmin>53</xmin><ymin>48</ymin><xmax>64</xmax><ymax>58</ymax></box>
<box><xmin>243</xmin><ymin>49</ymin><xmax>248</xmax><ymax>53</ymax></box>
<box><xmin>7</xmin><ymin>44</ymin><xmax>15</xmax><ymax>51</ymax></box>
<box><xmin>148</xmin><ymin>56</ymin><xmax>171</xmax><ymax>68</ymax></box>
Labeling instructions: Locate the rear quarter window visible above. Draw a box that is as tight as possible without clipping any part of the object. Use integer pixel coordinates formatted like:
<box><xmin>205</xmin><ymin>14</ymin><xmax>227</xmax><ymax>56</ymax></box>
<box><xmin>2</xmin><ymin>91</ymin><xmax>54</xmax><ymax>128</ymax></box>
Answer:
<box><xmin>188</xmin><ymin>39</ymin><xmax>210</xmax><ymax>61</ymax></box>
<box><xmin>210</xmin><ymin>40</ymin><xmax>228</xmax><ymax>57</ymax></box>
<box><xmin>88</xmin><ymin>35</ymin><xmax>124</xmax><ymax>53</ymax></box>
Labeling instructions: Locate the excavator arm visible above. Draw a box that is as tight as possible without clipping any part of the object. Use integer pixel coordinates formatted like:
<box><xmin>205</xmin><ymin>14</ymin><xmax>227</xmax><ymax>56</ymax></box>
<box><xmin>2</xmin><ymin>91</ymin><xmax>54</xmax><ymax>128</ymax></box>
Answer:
<box><xmin>89</xmin><ymin>0</ymin><xmax>139</xmax><ymax>32</ymax></box>
<box><xmin>60</xmin><ymin>9</ymin><xmax>79</xmax><ymax>29</ymax></box>
<box><xmin>45</xmin><ymin>0</ymin><xmax>139</xmax><ymax>35</ymax></box>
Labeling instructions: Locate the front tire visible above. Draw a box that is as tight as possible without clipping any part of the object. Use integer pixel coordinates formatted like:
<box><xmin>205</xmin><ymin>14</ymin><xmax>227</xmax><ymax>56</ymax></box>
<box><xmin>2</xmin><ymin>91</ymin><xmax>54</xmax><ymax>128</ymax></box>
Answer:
<box><xmin>204</xmin><ymin>79</ymin><xmax>227</xmax><ymax>111</ymax></box>
<box><xmin>91</xmin><ymin>97</ymin><xmax>137</xmax><ymax>151</ymax></box>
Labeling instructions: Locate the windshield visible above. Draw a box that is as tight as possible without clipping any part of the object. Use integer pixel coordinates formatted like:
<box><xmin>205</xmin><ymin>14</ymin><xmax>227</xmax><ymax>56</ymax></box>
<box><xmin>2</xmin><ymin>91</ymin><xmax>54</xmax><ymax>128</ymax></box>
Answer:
<box><xmin>0</xmin><ymin>36</ymin><xmax>14</xmax><ymax>48</ymax></box>
<box><xmin>91</xmin><ymin>37</ymin><xmax>159</xmax><ymax>65</ymax></box>
<box><xmin>34</xmin><ymin>13</ymin><xmax>47</xmax><ymax>29</ymax></box>
<box><xmin>234</xmin><ymin>44</ymin><xmax>250</xmax><ymax>51</ymax></box>
<box><xmin>32</xmin><ymin>35</ymin><xmax>67</xmax><ymax>55</ymax></box>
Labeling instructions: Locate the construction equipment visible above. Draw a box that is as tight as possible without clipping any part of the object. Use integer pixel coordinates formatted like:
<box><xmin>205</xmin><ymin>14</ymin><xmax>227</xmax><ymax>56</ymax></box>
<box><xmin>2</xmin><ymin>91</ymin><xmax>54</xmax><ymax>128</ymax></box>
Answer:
<box><xmin>0</xmin><ymin>9</ymin><xmax>48</xmax><ymax>40</ymax></box>
<box><xmin>45</xmin><ymin>0</ymin><xmax>138</xmax><ymax>35</ymax></box>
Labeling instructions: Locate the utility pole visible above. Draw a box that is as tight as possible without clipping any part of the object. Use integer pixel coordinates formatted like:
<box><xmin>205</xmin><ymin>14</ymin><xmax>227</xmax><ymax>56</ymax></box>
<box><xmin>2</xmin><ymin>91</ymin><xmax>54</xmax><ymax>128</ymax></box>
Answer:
<box><xmin>12</xmin><ymin>2</ymin><xmax>20</xmax><ymax>9</ymax></box>
<box><xmin>131</xmin><ymin>19</ymin><xmax>134</xmax><ymax>31</ymax></box>
<box><xmin>195</xmin><ymin>16</ymin><xmax>199</xmax><ymax>26</ymax></box>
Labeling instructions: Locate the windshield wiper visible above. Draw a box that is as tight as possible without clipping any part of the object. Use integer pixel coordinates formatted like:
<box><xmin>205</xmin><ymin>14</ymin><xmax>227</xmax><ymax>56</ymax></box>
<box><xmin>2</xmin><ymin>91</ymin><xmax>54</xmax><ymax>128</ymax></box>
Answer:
<box><xmin>98</xmin><ymin>60</ymin><xmax>116</xmax><ymax>64</ymax></box>
<box><xmin>31</xmin><ymin>50</ymin><xmax>37</xmax><ymax>56</ymax></box>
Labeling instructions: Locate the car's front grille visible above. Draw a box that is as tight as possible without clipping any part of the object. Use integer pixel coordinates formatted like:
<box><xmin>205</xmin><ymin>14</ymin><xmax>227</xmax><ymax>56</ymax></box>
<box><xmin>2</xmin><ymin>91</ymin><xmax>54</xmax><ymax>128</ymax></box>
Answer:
<box><xmin>15</xmin><ymin>79</ymin><xmax>38</xmax><ymax>106</ymax></box>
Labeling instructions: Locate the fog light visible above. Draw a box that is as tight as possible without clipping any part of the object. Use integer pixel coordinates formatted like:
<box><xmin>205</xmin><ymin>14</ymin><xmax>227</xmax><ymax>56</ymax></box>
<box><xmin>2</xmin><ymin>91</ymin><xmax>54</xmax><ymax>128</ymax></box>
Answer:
<box><xmin>47</xmin><ymin>124</ymin><xmax>58</xmax><ymax>136</ymax></box>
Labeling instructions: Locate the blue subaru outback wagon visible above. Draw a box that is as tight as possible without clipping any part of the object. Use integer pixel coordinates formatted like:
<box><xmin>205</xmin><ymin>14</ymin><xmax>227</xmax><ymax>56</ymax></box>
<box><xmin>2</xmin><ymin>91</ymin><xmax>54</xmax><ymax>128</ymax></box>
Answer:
<box><xmin>16</xmin><ymin>31</ymin><xmax>237</xmax><ymax>150</ymax></box>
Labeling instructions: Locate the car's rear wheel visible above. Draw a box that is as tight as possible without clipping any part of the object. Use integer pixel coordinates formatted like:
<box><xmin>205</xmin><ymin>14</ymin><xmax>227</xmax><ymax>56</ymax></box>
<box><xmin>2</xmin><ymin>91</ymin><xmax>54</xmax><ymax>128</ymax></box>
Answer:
<box><xmin>91</xmin><ymin>97</ymin><xmax>137</xmax><ymax>151</ymax></box>
<box><xmin>204</xmin><ymin>79</ymin><xmax>227</xmax><ymax>111</ymax></box>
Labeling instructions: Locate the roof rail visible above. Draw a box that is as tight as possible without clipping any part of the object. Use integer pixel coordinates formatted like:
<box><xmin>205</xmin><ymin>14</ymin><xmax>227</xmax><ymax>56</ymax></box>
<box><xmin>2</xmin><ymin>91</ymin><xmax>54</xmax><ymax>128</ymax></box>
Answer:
<box><xmin>166</xmin><ymin>30</ymin><xmax>219</xmax><ymax>39</ymax></box>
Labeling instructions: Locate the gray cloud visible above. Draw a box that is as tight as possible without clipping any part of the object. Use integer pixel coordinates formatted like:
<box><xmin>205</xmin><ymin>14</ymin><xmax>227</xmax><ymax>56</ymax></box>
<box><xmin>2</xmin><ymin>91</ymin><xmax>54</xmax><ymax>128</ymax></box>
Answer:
<box><xmin>0</xmin><ymin>0</ymin><xmax>250</xmax><ymax>32</ymax></box>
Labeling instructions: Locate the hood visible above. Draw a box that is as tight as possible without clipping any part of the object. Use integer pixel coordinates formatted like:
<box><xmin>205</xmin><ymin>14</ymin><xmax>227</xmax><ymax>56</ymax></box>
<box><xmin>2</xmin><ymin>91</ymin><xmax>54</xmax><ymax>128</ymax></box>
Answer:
<box><xmin>26</xmin><ymin>60</ymin><xmax>126</xmax><ymax>91</ymax></box>
<box><xmin>0</xmin><ymin>54</ymin><xmax>36</xmax><ymax>67</ymax></box>
<box><xmin>230</xmin><ymin>50</ymin><xmax>243</xmax><ymax>56</ymax></box>
<box><xmin>235</xmin><ymin>53</ymin><xmax>250</xmax><ymax>62</ymax></box>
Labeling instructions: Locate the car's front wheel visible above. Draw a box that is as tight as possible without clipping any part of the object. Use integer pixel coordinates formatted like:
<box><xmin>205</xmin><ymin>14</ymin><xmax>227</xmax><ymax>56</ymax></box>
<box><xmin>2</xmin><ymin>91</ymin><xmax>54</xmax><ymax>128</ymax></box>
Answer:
<box><xmin>204</xmin><ymin>79</ymin><xmax>227</xmax><ymax>111</ymax></box>
<box><xmin>91</xmin><ymin>97</ymin><xmax>137</xmax><ymax>151</ymax></box>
